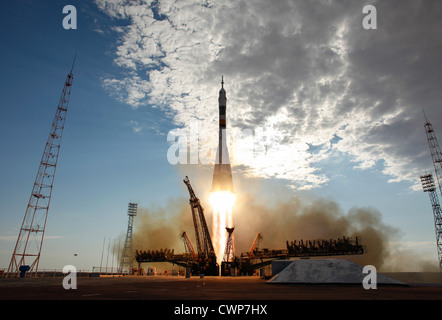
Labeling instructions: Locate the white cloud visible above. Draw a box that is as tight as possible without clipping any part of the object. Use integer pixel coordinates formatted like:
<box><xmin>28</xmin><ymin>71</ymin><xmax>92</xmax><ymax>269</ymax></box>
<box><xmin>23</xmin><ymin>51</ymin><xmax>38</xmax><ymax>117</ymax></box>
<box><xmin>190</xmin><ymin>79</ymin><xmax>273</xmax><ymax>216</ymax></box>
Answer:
<box><xmin>129</xmin><ymin>120</ymin><xmax>142</xmax><ymax>133</ymax></box>
<box><xmin>96</xmin><ymin>0</ymin><xmax>442</xmax><ymax>190</ymax></box>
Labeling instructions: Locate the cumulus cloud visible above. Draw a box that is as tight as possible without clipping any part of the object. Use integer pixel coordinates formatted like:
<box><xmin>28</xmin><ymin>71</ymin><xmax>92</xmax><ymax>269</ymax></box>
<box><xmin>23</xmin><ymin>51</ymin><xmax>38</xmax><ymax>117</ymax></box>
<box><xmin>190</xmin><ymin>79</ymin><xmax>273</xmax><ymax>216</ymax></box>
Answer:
<box><xmin>95</xmin><ymin>0</ymin><xmax>442</xmax><ymax>190</ymax></box>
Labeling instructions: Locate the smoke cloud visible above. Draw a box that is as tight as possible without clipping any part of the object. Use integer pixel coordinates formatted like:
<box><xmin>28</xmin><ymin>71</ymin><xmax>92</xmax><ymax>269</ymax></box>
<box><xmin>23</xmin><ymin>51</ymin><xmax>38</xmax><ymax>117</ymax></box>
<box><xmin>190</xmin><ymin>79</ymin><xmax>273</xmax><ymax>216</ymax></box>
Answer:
<box><xmin>130</xmin><ymin>165</ymin><xmax>438</xmax><ymax>272</ymax></box>
<box><xmin>133</xmin><ymin>197</ymin><xmax>194</xmax><ymax>252</ymax></box>
<box><xmin>131</xmin><ymin>171</ymin><xmax>440</xmax><ymax>272</ymax></box>
<box><xmin>232</xmin><ymin>192</ymin><xmax>398</xmax><ymax>270</ymax></box>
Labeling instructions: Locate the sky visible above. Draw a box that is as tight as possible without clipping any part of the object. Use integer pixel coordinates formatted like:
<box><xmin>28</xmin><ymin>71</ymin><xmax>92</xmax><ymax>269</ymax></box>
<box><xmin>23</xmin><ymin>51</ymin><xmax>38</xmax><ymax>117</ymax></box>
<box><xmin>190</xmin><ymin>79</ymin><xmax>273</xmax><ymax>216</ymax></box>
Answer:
<box><xmin>0</xmin><ymin>0</ymin><xmax>442</xmax><ymax>272</ymax></box>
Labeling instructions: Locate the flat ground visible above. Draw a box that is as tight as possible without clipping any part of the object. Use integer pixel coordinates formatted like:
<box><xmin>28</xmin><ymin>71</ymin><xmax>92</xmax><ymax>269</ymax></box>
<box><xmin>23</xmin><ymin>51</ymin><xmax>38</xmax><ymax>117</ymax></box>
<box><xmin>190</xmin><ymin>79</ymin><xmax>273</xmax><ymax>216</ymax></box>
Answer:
<box><xmin>0</xmin><ymin>273</ymin><xmax>441</xmax><ymax>300</ymax></box>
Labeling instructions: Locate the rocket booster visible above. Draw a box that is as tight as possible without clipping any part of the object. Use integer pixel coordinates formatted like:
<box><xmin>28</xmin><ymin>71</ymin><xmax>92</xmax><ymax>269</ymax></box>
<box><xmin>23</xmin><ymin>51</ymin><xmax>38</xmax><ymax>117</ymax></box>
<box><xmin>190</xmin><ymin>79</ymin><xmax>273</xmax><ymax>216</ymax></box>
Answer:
<box><xmin>212</xmin><ymin>77</ymin><xmax>234</xmax><ymax>192</ymax></box>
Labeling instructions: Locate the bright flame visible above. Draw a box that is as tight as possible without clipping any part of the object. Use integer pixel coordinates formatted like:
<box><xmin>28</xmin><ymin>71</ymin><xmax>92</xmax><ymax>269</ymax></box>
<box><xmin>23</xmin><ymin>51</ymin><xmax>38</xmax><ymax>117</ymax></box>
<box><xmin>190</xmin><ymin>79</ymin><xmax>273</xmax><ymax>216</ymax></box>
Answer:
<box><xmin>209</xmin><ymin>191</ymin><xmax>236</xmax><ymax>264</ymax></box>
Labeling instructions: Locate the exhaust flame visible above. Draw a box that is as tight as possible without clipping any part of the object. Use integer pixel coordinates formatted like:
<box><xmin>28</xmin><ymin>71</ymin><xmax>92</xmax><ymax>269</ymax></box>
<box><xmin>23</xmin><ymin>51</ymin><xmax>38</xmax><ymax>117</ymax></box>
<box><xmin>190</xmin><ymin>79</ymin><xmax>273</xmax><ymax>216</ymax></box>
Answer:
<box><xmin>209</xmin><ymin>191</ymin><xmax>236</xmax><ymax>264</ymax></box>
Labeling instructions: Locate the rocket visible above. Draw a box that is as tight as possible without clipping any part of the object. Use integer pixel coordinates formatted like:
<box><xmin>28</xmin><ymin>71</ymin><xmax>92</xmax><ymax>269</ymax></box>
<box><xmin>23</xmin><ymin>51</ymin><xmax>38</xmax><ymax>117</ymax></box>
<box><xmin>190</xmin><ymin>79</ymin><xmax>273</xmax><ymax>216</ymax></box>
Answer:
<box><xmin>212</xmin><ymin>76</ymin><xmax>234</xmax><ymax>192</ymax></box>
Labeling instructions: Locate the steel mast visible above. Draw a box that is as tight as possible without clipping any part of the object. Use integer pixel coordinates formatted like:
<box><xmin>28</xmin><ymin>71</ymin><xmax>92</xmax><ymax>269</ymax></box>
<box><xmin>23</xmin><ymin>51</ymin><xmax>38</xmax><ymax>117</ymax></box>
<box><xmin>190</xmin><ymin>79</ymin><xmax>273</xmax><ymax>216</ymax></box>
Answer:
<box><xmin>7</xmin><ymin>59</ymin><xmax>75</xmax><ymax>277</ymax></box>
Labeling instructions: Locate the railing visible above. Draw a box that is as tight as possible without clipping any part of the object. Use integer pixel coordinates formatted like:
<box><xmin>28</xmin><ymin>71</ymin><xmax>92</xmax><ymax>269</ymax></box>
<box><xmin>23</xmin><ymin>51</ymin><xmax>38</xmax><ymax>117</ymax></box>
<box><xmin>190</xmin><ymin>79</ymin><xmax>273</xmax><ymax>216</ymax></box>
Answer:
<box><xmin>0</xmin><ymin>267</ymin><xmax>128</xmax><ymax>278</ymax></box>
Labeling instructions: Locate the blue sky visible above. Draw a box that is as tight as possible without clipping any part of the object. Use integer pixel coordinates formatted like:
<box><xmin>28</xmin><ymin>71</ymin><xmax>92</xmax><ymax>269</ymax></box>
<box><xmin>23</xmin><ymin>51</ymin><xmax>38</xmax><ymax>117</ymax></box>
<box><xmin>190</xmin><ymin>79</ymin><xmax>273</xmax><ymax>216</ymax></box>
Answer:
<box><xmin>0</xmin><ymin>0</ymin><xmax>441</xmax><ymax>272</ymax></box>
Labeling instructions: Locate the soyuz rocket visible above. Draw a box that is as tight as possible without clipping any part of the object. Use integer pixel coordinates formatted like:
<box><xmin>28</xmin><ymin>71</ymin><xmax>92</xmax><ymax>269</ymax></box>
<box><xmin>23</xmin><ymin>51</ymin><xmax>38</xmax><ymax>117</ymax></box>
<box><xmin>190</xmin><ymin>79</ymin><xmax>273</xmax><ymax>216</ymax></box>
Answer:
<box><xmin>211</xmin><ymin>77</ymin><xmax>234</xmax><ymax>192</ymax></box>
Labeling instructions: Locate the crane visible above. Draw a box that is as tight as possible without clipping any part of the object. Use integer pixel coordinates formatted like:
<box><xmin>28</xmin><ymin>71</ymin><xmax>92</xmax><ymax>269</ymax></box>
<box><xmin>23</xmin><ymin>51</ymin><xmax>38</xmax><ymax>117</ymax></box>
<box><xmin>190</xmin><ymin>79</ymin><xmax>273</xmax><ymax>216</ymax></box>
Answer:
<box><xmin>180</xmin><ymin>231</ymin><xmax>197</xmax><ymax>261</ymax></box>
<box><xmin>248</xmin><ymin>233</ymin><xmax>263</xmax><ymax>257</ymax></box>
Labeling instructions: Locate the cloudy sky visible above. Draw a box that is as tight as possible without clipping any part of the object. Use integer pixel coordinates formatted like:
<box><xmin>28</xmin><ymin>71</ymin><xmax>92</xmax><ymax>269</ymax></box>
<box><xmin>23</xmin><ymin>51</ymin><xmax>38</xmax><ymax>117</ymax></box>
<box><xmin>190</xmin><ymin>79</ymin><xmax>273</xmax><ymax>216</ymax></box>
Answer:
<box><xmin>0</xmin><ymin>0</ymin><xmax>441</xmax><ymax>271</ymax></box>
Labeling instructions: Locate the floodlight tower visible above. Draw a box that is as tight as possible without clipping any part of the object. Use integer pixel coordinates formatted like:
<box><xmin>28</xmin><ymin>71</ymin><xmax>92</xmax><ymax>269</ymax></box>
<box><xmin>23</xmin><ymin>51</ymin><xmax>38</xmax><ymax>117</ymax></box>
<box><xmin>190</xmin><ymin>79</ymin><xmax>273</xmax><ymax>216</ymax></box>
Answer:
<box><xmin>419</xmin><ymin>174</ymin><xmax>442</xmax><ymax>271</ymax></box>
<box><xmin>424</xmin><ymin>113</ymin><xmax>442</xmax><ymax>196</ymax></box>
<box><xmin>422</xmin><ymin>112</ymin><xmax>442</xmax><ymax>271</ymax></box>
<box><xmin>7</xmin><ymin>59</ymin><xmax>75</xmax><ymax>277</ymax></box>
<box><xmin>119</xmin><ymin>202</ymin><xmax>138</xmax><ymax>274</ymax></box>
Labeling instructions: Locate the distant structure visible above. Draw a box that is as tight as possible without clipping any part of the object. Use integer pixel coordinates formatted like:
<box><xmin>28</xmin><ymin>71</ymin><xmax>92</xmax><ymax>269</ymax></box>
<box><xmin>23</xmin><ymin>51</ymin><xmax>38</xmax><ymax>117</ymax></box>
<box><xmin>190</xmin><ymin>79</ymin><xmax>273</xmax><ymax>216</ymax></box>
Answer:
<box><xmin>119</xmin><ymin>202</ymin><xmax>138</xmax><ymax>274</ymax></box>
<box><xmin>421</xmin><ymin>113</ymin><xmax>442</xmax><ymax>271</ymax></box>
<box><xmin>7</xmin><ymin>59</ymin><xmax>75</xmax><ymax>277</ymax></box>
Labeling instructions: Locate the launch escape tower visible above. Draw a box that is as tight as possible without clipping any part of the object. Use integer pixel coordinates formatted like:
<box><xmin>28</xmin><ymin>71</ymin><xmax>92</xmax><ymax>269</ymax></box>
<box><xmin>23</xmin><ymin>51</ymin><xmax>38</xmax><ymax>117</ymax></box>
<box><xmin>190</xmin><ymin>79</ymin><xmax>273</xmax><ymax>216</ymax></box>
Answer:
<box><xmin>7</xmin><ymin>60</ymin><xmax>75</xmax><ymax>277</ymax></box>
<box><xmin>119</xmin><ymin>202</ymin><xmax>138</xmax><ymax>273</ymax></box>
<box><xmin>421</xmin><ymin>114</ymin><xmax>442</xmax><ymax>271</ymax></box>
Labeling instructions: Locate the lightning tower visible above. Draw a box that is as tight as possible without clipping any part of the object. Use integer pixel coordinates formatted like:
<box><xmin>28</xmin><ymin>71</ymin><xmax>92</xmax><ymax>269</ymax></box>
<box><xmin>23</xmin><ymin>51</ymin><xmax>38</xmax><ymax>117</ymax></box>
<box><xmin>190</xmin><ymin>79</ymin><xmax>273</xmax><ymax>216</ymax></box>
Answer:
<box><xmin>119</xmin><ymin>202</ymin><xmax>138</xmax><ymax>274</ymax></box>
<box><xmin>7</xmin><ymin>59</ymin><xmax>75</xmax><ymax>277</ymax></box>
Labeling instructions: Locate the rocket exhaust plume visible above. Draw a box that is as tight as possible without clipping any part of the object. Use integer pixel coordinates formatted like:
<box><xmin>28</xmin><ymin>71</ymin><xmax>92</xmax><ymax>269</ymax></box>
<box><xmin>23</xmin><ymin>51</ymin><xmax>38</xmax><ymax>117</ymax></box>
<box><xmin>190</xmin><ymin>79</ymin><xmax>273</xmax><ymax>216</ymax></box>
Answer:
<box><xmin>210</xmin><ymin>77</ymin><xmax>236</xmax><ymax>263</ymax></box>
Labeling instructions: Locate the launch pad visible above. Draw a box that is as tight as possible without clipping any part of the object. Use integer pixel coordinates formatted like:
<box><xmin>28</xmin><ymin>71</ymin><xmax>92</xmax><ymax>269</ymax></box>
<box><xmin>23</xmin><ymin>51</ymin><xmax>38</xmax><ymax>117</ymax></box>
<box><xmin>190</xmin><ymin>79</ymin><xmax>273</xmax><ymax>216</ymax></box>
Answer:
<box><xmin>1</xmin><ymin>273</ymin><xmax>442</xmax><ymax>301</ymax></box>
<box><xmin>135</xmin><ymin>176</ymin><xmax>365</xmax><ymax>276</ymax></box>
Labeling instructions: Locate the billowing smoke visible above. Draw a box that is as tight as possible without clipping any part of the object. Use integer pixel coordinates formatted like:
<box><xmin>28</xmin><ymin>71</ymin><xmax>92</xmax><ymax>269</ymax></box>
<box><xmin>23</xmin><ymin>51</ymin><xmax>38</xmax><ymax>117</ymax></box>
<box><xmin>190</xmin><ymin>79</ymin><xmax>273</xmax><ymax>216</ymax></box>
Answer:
<box><xmin>132</xmin><ymin>173</ymin><xmax>438</xmax><ymax>272</ymax></box>
<box><xmin>133</xmin><ymin>198</ymin><xmax>194</xmax><ymax>252</ymax></box>
<box><xmin>232</xmin><ymin>192</ymin><xmax>398</xmax><ymax>270</ymax></box>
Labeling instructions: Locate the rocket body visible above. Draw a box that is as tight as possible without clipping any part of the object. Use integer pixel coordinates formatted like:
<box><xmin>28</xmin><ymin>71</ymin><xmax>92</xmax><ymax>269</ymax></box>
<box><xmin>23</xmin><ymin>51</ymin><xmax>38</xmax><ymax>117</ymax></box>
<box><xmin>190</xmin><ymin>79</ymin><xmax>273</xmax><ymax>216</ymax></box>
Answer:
<box><xmin>212</xmin><ymin>78</ymin><xmax>234</xmax><ymax>192</ymax></box>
